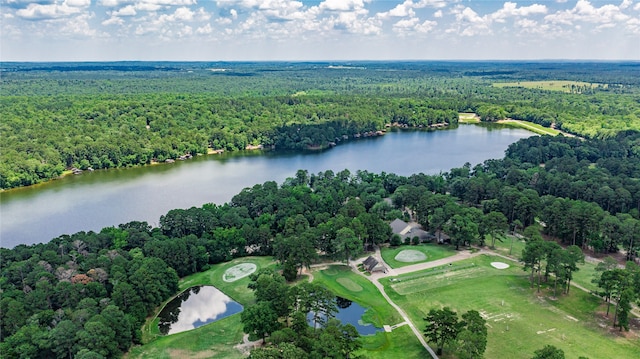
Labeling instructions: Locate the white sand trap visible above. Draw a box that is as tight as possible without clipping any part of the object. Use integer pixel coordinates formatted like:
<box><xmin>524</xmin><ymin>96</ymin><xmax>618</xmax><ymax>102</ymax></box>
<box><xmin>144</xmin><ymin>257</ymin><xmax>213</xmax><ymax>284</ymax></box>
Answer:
<box><xmin>491</xmin><ymin>262</ymin><xmax>509</xmax><ymax>269</ymax></box>
<box><xmin>395</xmin><ymin>249</ymin><xmax>427</xmax><ymax>263</ymax></box>
<box><xmin>223</xmin><ymin>263</ymin><xmax>257</xmax><ymax>282</ymax></box>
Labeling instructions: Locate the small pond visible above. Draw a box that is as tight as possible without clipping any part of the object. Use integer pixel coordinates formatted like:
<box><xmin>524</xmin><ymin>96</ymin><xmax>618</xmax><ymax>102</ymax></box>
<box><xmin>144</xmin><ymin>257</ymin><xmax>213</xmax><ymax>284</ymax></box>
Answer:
<box><xmin>157</xmin><ymin>286</ymin><xmax>243</xmax><ymax>335</ymax></box>
<box><xmin>308</xmin><ymin>296</ymin><xmax>383</xmax><ymax>336</ymax></box>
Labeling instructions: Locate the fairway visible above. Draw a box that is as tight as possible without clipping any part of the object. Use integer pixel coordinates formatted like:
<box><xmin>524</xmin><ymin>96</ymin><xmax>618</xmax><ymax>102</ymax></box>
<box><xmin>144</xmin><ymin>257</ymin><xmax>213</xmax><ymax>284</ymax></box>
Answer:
<box><xmin>381</xmin><ymin>255</ymin><xmax>640</xmax><ymax>359</ymax></box>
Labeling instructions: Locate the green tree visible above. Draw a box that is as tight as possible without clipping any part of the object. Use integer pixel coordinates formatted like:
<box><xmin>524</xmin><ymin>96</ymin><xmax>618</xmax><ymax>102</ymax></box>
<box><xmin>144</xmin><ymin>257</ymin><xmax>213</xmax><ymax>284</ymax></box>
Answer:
<box><xmin>480</xmin><ymin>211</ymin><xmax>508</xmax><ymax>248</ymax></box>
<box><xmin>532</xmin><ymin>345</ymin><xmax>565</xmax><ymax>359</ymax></box>
<box><xmin>445</xmin><ymin>213</ymin><xmax>479</xmax><ymax>250</ymax></box>
<box><xmin>333</xmin><ymin>227</ymin><xmax>362</xmax><ymax>264</ymax></box>
<box><xmin>241</xmin><ymin>302</ymin><xmax>281</xmax><ymax>343</ymax></box>
<box><xmin>617</xmin><ymin>288</ymin><xmax>633</xmax><ymax>331</ymax></box>
<box><xmin>424</xmin><ymin>307</ymin><xmax>461</xmax><ymax>355</ymax></box>
<box><xmin>457</xmin><ymin>310</ymin><xmax>487</xmax><ymax>359</ymax></box>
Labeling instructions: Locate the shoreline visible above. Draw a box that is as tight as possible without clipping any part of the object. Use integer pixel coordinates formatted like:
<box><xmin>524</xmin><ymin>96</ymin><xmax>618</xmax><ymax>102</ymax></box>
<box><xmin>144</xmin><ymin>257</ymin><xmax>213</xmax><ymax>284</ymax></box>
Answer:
<box><xmin>0</xmin><ymin>121</ymin><xmax>508</xmax><ymax>193</ymax></box>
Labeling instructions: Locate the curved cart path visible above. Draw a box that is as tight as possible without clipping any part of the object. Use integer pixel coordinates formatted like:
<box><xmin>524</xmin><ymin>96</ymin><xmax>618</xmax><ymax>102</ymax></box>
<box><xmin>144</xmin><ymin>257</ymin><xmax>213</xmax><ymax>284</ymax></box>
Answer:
<box><xmin>349</xmin><ymin>248</ymin><xmax>486</xmax><ymax>359</ymax></box>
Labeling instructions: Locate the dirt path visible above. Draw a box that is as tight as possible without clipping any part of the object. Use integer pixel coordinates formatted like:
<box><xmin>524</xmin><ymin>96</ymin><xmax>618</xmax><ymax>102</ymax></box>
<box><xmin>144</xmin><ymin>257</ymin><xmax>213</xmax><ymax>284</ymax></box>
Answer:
<box><xmin>233</xmin><ymin>334</ymin><xmax>262</xmax><ymax>356</ymax></box>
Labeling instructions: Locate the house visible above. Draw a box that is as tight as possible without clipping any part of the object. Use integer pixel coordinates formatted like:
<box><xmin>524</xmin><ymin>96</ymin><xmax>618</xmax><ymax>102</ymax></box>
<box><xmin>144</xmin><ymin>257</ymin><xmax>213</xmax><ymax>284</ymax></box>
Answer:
<box><xmin>389</xmin><ymin>219</ymin><xmax>431</xmax><ymax>242</ymax></box>
<box><xmin>362</xmin><ymin>256</ymin><xmax>386</xmax><ymax>273</ymax></box>
<box><xmin>390</xmin><ymin>218</ymin><xmax>412</xmax><ymax>236</ymax></box>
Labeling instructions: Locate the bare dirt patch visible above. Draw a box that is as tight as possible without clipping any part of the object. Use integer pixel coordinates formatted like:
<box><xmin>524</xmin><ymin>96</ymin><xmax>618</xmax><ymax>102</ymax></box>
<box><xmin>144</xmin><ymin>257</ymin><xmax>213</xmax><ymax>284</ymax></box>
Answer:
<box><xmin>223</xmin><ymin>263</ymin><xmax>257</xmax><ymax>282</ymax></box>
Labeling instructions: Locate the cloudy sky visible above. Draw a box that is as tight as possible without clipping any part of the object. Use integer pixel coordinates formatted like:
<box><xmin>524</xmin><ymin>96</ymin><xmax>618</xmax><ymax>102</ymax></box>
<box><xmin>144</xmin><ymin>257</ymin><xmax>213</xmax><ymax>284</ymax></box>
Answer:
<box><xmin>1</xmin><ymin>0</ymin><xmax>639</xmax><ymax>61</ymax></box>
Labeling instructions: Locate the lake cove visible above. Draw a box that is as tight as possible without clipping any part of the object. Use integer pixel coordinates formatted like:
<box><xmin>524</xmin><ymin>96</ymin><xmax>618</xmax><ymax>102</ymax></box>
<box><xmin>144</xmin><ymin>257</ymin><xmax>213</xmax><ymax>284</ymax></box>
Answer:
<box><xmin>0</xmin><ymin>125</ymin><xmax>532</xmax><ymax>248</ymax></box>
<box><xmin>157</xmin><ymin>286</ymin><xmax>243</xmax><ymax>335</ymax></box>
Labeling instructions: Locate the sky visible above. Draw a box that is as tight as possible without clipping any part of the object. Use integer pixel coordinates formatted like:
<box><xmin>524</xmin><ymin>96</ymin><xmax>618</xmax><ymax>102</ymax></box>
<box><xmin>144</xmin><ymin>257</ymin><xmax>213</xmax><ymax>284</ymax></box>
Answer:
<box><xmin>1</xmin><ymin>0</ymin><xmax>639</xmax><ymax>61</ymax></box>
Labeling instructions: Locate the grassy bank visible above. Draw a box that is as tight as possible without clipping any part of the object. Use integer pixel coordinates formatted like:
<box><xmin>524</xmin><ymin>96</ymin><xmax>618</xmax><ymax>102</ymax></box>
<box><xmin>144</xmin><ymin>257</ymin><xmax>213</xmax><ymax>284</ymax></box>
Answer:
<box><xmin>381</xmin><ymin>255</ymin><xmax>640</xmax><ymax>359</ymax></box>
<box><xmin>129</xmin><ymin>257</ymin><xmax>277</xmax><ymax>358</ymax></box>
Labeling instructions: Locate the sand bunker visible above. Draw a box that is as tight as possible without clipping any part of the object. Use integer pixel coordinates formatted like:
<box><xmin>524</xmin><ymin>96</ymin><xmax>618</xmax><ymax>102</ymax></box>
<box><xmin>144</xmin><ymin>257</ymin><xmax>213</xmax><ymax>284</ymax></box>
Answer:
<box><xmin>395</xmin><ymin>249</ymin><xmax>427</xmax><ymax>263</ymax></box>
<box><xmin>223</xmin><ymin>263</ymin><xmax>257</xmax><ymax>282</ymax></box>
<box><xmin>491</xmin><ymin>262</ymin><xmax>509</xmax><ymax>269</ymax></box>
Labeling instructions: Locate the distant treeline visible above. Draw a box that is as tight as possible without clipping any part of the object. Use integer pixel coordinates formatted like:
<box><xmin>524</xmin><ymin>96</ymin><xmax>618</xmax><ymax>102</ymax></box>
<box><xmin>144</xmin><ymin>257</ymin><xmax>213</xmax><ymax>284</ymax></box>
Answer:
<box><xmin>2</xmin><ymin>61</ymin><xmax>639</xmax><ymax>190</ymax></box>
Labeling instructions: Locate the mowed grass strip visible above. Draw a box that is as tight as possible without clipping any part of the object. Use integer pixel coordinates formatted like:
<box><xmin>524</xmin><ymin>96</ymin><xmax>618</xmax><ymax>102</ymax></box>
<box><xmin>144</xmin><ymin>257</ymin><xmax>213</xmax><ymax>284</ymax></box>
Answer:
<box><xmin>381</xmin><ymin>243</ymin><xmax>456</xmax><ymax>269</ymax></box>
<box><xmin>496</xmin><ymin>119</ymin><xmax>560</xmax><ymax>136</ymax></box>
<box><xmin>132</xmin><ymin>257</ymin><xmax>278</xmax><ymax>358</ymax></box>
<box><xmin>381</xmin><ymin>254</ymin><xmax>640</xmax><ymax>359</ymax></box>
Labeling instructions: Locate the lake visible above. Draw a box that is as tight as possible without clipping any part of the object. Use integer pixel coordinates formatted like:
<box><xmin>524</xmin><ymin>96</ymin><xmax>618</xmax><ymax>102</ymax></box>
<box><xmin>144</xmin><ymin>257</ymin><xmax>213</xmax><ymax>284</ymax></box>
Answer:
<box><xmin>157</xmin><ymin>286</ymin><xmax>243</xmax><ymax>335</ymax></box>
<box><xmin>0</xmin><ymin>125</ymin><xmax>532</xmax><ymax>248</ymax></box>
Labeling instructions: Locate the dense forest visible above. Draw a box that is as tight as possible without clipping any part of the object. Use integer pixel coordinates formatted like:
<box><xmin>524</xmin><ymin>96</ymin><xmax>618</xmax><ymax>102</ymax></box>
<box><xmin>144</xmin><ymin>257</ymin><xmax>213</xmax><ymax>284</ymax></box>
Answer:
<box><xmin>2</xmin><ymin>61</ymin><xmax>639</xmax><ymax>189</ymax></box>
<box><xmin>2</xmin><ymin>130</ymin><xmax>639</xmax><ymax>358</ymax></box>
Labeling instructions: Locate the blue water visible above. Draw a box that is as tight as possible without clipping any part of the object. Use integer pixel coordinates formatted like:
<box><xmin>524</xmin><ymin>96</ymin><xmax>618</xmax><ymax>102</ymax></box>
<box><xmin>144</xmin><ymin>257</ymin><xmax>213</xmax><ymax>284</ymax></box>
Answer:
<box><xmin>158</xmin><ymin>286</ymin><xmax>243</xmax><ymax>335</ymax></box>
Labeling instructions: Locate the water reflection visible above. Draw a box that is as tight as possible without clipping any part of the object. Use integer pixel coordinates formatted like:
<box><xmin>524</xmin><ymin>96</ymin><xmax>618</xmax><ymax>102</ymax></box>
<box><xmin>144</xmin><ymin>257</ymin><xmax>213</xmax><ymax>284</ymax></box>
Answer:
<box><xmin>158</xmin><ymin>286</ymin><xmax>243</xmax><ymax>335</ymax></box>
<box><xmin>308</xmin><ymin>296</ymin><xmax>383</xmax><ymax>336</ymax></box>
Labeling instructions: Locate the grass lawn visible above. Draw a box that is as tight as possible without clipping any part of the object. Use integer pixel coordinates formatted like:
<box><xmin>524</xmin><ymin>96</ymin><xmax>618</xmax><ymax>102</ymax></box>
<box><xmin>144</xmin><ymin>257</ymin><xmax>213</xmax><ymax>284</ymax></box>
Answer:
<box><xmin>490</xmin><ymin>234</ymin><xmax>527</xmax><ymax>259</ymax></box>
<box><xmin>569</xmin><ymin>260</ymin><xmax>600</xmax><ymax>293</ymax></box>
<box><xmin>312</xmin><ymin>265</ymin><xmax>426</xmax><ymax>357</ymax></box>
<box><xmin>381</xmin><ymin>254</ymin><xmax>640</xmax><ymax>359</ymax></box>
<box><xmin>126</xmin><ymin>315</ymin><xmax>245</xmax><ymax>359</ymax></box>
<box><xmin>129</xmin><ymin>257</ymin><xmax>277</xmax><ymax>358</ymax></box>
<box><xmin>381</xmin><ymin>243</ymin><xmax>457</xmax><ymax>269</ymax></box>
<box><xmin>497</xmin><ymin>119</ymin><xmax>560</xmax><ymax>136</ymax></box>
<box><xmin>458</xmin><ymin>112</ymin><xmax>480</xmax><ymax>123</ymax></box>
<box><xmin>490</xmin><ymin>235</ymin><xmax>601</xmax><ymax>293</ymax></box>
<box><xmin>492</xmin><ymin>80</ymin><xmax>604</xmax><ymax>92</ymax></box>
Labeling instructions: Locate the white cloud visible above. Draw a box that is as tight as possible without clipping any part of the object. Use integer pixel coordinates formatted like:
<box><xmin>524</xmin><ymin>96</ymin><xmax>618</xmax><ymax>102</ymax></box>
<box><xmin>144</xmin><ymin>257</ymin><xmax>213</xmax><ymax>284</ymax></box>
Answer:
<box><xmin>634</xmin><ymin>3</ymin><xmax>640</xmax><ymax>11</ymax></box>
<box><xmin>15</xmin><ymin>0</ymin><xmax>89</xmax><ymax>20</ymax></box>
<box><xmin>61</xmin><ymin>13</ymin><xmax>99</xmax><ymax>37</ymax></box>
<box><xmin>319</xmin><ymin>0</ymin><xmax>367</xmax><ymax>12</ymax></box>
<box><xmin>393</xmin><ymin>16</ymin><xmax>436</xmax><ymax>34</ymax></box>
<box><xmin>545</xmin><ymin>0</ymin><xmax>629</xmax><ymax>25</ymax></box>
<box><xmin>112</xmin><ymin>5</ymin><xmax>137</xmax><ymax>16</ymax></box>
<box><xmin>377</xmin><ymin>0</ymin><xmax>416</xmax><ymax>19</ymax></box>
<box><xmin>102</xmin><ymin>16</ymin><xmax>125</xmax><ymax>25</ymax></box>
<box><xmin>196</xmin><ymin>23</ymin><xmax>213</xmax><ymax>34</ymax></box>
<box><xmin>66</xmin><ymin>0</ymin><xmax>91</xmax><ymax>6</ymax></box>
<box><xmin>620</xmin><ymin>0</ymin><xmax>633</xmax><ymax>10</ymax></box>
<box><xmin>447</xmin><ymin>6</ymin><xmax>490</xmax><ymax>36</ymax></box>
<box><xmin>490</xmin><ymin>2</ymin><xmax>547</xmax><ymax>23</ymax></box>
<box><xmin>434</xmin><ymin>10</ymin><xmax>443</xmax><ymax>18</ymax></box>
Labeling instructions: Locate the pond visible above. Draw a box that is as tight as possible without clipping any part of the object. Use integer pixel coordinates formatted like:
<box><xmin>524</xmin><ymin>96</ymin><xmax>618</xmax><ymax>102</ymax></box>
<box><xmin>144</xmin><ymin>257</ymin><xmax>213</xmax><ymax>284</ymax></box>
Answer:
<box><xmin>0</xmin><ymin>124</ymin><xmax>533</xmax><ymax>248</ymax></box>
<box><xmin>309</xmin><ymin>296</ymin><xmax>383</xmax><ymax>335</ymax></box>
<box><xmin>157</xmin><ymin>286</ymin><xmax>243</xmax><ymax>335</ymax></box>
